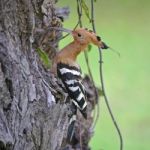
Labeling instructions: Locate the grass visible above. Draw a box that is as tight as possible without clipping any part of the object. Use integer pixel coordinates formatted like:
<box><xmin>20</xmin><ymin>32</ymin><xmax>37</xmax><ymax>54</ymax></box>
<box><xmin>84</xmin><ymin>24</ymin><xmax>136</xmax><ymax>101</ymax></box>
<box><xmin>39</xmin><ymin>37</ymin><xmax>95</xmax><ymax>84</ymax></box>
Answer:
<box><xmin>57</xmin><ymin>0</ymin><xmax>150</xmax><ymax>149</ymax></box>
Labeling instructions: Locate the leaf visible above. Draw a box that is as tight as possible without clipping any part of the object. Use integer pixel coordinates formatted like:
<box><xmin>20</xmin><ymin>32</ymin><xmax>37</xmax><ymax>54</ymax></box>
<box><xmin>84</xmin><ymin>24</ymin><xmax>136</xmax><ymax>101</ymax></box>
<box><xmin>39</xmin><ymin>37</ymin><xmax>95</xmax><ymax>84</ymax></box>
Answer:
<box><xmin>88</xmin><ymin>44</ymin><xmax>92</xmax><ymax>52</ymax></box>
<box><xmin>36</xmin><ymin>48</ymin><xmax>51</xmax><ymax>69</ymax></box>
<box><xmin>81</xmin><ymin>0</ymin><xmax>91</xmax><ymax>22</ymax></box>
<box><xmin>94</xmin><ymin>0</ymin><xmax>97</xmax><ymax>2</ymax></box>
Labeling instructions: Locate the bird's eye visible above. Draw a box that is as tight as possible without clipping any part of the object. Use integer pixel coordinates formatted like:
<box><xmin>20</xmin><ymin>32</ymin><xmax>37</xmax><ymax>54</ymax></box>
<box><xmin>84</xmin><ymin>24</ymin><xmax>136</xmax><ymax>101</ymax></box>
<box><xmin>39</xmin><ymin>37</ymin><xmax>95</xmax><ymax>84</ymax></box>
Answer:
<box><xmin>96</xmin><ymin>36</ymin><xmax>101</xmax><ymax>41</ymax></box>
<box><xmin>77</xmin><ymin>33</ymin><xmax>82</xmax><ymax>37</ymax></box>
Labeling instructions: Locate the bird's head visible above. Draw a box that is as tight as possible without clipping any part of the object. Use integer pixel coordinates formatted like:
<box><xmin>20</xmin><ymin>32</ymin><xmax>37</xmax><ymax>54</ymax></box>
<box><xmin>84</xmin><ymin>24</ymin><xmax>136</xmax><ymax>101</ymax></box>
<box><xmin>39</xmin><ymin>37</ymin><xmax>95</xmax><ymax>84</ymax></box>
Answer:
<box><xmin>72</xmin><ymin>28</ymin><xmax>109</xmax><ymax>49</ymax></box>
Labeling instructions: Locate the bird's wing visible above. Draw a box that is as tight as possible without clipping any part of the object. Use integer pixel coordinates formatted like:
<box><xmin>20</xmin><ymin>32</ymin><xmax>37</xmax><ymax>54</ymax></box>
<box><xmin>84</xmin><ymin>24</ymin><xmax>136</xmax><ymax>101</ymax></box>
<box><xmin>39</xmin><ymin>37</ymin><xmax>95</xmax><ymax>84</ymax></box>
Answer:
<box><xmin>57</xmin><ymin>63</ymin><xmax>87</xmax><ymax>119</ymax></box>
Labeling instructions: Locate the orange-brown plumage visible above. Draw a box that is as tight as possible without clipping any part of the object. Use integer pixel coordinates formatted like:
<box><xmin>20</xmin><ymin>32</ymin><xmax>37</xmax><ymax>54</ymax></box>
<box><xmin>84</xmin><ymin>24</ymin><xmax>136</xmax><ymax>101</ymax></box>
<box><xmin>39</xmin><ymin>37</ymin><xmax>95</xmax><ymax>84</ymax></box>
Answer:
<box><xmin>50</xmin><ymin>28</ymin><xmax>109</xmax><ymax>140</ymax></box>
<box><xmin>51</xmin><ymin>28</ymin><xmax>108</xmax><ymax>74</ymax></box>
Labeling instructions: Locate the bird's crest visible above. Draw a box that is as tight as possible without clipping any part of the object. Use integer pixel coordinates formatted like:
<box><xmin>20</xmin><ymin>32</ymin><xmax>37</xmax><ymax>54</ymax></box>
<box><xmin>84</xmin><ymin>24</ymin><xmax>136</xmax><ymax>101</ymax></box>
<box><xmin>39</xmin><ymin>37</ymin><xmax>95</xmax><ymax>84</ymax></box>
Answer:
<box><xmin>72</xmin><ymin>28</ymin><xmax>109</xmax><ymax>49</ymax></box>
<box><xmin>50</xmin><ymin>27</ymin><xmax>109</xmax><ymax>49</ymax></box>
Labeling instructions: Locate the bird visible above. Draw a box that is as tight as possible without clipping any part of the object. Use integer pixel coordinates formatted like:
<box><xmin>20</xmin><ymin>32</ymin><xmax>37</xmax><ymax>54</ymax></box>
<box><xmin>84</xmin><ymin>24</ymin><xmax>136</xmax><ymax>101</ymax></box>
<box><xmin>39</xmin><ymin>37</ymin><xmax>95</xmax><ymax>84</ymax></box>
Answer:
<box><xmin>50</xmin><ymin>27</ymin><xmax>109</xmax><ymax>142</ymax></box>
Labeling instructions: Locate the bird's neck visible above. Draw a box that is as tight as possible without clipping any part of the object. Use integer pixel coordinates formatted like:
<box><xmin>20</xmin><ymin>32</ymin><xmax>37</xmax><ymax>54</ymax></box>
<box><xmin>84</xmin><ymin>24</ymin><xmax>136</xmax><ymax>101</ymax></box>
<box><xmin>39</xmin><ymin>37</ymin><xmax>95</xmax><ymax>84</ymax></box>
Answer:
<box><xmin>51</xmin><ymin>41</ymin><xmax>88</xmax><ymax>75</ymax></box>
<box><xmin>60</xmin><ymin>40</ymin><xmax>87</xmax><ymax>61</ymax></box>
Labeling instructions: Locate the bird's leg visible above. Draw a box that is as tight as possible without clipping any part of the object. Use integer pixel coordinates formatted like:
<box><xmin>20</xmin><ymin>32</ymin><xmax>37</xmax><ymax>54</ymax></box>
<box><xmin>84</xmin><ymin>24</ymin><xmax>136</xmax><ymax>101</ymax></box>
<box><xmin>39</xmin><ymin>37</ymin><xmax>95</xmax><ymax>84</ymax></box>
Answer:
<box><xmin>63</xmin><ymin>92</ymin><xmax>69</xmax><ymax>103</ymax></box>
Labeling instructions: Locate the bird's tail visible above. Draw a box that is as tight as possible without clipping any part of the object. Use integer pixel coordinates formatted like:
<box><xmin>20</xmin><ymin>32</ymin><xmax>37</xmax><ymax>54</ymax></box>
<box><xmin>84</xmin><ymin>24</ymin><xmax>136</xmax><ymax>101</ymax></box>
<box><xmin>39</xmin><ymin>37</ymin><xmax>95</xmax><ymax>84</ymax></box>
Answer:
<box><xmin>67</xmin><ymin>102</ymin><xmax>78</xmax><ymax>145</ymax></box>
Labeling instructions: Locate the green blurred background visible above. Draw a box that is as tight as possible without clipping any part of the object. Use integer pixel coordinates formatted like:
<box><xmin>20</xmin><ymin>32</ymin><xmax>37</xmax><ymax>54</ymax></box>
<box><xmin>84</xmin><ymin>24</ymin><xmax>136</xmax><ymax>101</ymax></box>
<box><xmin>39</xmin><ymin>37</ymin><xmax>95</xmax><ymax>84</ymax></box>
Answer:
<box><xmin>58</xmin><ymin>0</ymin><xmax>150</xmax><ymax>149</ymax></box>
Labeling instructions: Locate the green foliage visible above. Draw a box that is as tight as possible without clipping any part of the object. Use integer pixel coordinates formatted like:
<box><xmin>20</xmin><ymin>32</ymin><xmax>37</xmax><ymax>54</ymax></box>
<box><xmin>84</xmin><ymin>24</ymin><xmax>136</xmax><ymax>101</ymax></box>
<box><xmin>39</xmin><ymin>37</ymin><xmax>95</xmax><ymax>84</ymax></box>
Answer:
<box><xmin>81</xmin><ymin>0</ymin><xmax>91</xmax><ymax>22</ymax></box>
<box><xmin>36</xmin><ymin>48</ymin><xmax>51</xmax><ymax>69</ymax></box>
<box><xmin>58</xmin><ymin>0</ymin><xmax>150</xmax><ymax>149</ymax></box>
<box><xmin>97</xmin><ymin>88</ymin><xmax>104</xmax><ymax>96</ymax></box>
<box><xmin>88</xmin><ymin>44</ymin><xmax>92</xmax><ymax>52</ymax></box>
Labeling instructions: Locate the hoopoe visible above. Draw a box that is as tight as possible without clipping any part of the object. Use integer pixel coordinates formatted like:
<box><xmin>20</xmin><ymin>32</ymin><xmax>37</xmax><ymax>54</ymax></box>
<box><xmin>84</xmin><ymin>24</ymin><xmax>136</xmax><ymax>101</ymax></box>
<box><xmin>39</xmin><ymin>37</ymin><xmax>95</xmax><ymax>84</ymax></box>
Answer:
<box><xmin>51</xmin><ymin>27</ymin><xmax>108</xmax><ymax>142</ymax></box>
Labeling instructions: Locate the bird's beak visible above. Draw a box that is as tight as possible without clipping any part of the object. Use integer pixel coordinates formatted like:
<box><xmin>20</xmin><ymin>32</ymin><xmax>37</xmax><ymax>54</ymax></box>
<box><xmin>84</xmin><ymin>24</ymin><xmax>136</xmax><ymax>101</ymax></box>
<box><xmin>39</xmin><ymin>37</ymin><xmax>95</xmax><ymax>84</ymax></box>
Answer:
<box><xmin>49</xmin><ymin>27</ymin><xmax>72</xmax><ymax>34</ymax></box>
<box><xmin>71</xmin><ymin>30</ymin><xmax>76</xmax><ymax>36</ymax></box>
<box><xmin>100</xmin><ymin>41</ymin><xmax>109</xmax><ymax>49</ymax></box>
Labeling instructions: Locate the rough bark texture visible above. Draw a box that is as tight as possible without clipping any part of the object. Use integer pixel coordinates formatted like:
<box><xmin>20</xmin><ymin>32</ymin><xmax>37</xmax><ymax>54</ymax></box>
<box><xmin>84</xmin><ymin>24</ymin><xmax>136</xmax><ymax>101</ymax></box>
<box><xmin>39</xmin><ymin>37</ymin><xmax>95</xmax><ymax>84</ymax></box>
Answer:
<box><xmin>0</xmin><ymin>0</ymin><xmax>99</xmax><ymax>150</ymax></box>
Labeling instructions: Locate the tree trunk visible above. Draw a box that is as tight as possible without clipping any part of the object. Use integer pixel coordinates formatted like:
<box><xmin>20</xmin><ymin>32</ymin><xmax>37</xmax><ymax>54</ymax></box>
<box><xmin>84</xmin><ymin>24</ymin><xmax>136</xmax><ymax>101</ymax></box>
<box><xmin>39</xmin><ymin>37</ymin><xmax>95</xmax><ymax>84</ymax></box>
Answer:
<box><xmin>0</xmin><ymin>0</ymin><xmax>98</xmax><ymax>150</ymax></box>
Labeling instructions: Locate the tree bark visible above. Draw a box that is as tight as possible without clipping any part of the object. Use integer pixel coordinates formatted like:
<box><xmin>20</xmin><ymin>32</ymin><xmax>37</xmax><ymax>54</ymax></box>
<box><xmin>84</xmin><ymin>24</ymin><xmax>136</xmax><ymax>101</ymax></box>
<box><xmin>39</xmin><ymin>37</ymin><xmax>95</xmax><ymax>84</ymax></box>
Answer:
<box><xmin>0</xmin><ymin>0</ymin><xmax>98</xmax><ymax>150</ymax></box>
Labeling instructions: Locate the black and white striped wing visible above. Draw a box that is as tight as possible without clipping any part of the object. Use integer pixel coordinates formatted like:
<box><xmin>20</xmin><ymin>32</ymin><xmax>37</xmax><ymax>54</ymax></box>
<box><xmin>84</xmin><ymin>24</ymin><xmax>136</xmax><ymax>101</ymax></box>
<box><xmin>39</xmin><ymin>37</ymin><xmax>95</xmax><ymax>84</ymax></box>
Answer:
<box><xmin>57</xmin><ymin>63</ymin><xmax>87</xmax><ymax>119</ymax></box>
